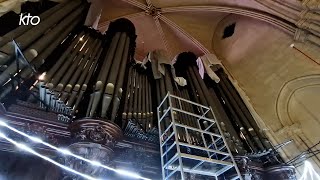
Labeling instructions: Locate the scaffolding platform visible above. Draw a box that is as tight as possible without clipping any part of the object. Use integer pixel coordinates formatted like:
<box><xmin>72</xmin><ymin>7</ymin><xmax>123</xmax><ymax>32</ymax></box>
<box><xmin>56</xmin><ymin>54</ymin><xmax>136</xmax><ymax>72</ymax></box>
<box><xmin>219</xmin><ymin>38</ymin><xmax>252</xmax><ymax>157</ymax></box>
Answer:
<box><xmin>158</xmin><ymin>92</ymin><xmax>242</xmax><ymax>180</ymax></box>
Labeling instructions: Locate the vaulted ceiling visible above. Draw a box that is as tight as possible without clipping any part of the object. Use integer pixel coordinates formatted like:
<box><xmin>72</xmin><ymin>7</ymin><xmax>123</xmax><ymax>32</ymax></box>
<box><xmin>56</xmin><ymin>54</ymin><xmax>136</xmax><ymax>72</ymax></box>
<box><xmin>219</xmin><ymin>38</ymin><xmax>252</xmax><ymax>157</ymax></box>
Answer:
<box><xmin>88</xmin><ymin>0</ymin><xmax>300</xmax><ymax>60</ymax></box>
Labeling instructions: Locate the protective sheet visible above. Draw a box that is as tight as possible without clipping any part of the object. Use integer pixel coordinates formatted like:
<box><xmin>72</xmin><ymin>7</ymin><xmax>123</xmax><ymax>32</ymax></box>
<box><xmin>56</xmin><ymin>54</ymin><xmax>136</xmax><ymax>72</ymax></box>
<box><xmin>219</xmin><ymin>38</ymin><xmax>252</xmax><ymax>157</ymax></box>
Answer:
<box><xmin>200</xmin><ymin>53</ymin><xmax>222</xmax><ymax>83</ymax></box>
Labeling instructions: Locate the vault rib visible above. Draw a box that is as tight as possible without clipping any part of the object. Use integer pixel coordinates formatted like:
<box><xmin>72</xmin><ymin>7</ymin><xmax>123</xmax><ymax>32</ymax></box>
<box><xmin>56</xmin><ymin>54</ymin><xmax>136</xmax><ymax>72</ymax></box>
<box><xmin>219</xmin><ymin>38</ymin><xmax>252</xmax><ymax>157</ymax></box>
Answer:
<box><xmin>153</xmin><ymin>17</ymin><xmax>172</xmax><ymax>57</ymax></box>
<box><xmin>159</xmin><ymin>14</ymin><xmax>210</xmax><ymax>54</ymax></box>
<box><xmin>161</xmin><ymin>6</ymin><xmax>295</xmax><ymax>34</ymax></box>
<box><xmin>145</xmin><ymin>0</ymin><xmax>152</xmax><ymax>7</ymax></box>
<box><xmin>120</xmin><ymin>0</ymin><xmax>147</xmax><ymax>10</ymax></box>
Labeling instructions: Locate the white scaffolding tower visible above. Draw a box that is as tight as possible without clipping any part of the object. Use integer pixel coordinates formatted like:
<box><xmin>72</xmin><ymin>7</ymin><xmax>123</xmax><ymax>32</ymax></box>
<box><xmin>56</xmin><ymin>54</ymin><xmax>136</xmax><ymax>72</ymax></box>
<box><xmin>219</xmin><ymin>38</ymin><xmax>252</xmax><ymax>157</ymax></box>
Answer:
<box><xmin>158</xmin><ymin>92</ymin><xmax>242</xmax><ymax>180</ymax></box>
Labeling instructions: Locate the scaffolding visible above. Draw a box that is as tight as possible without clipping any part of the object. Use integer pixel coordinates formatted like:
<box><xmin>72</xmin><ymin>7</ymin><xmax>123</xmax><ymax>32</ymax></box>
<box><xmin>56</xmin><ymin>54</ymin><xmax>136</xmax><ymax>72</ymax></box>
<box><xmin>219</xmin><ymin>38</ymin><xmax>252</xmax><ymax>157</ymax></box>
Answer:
<box><xmin>158</xmin><ymin>92</ymin><xmax>242</xmax><ymax>180</ymax></box>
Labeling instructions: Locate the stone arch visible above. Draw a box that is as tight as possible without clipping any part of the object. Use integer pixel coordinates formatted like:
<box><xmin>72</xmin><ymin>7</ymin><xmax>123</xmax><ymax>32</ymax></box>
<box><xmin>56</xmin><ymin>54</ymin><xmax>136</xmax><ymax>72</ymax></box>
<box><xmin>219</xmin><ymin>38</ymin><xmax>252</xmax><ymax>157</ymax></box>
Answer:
<box><xmin>276</xmin><ymin>74</ymin><xmax>320</xmax><ymax>130</ymax></box>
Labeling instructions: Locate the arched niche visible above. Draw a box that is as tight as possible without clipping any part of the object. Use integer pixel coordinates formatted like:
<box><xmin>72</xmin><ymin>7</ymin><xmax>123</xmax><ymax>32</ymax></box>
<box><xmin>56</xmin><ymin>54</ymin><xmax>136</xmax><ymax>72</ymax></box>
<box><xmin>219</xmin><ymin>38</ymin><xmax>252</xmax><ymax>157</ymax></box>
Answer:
<box><xmin>276</xmin><ymin>74</ymin><xmax>320</xmax><ymax>142</ymax></box>
<box><xmin>276</xmin><ymin>74</ymin><xmax>320</xmax><ymax>174</ymax></box>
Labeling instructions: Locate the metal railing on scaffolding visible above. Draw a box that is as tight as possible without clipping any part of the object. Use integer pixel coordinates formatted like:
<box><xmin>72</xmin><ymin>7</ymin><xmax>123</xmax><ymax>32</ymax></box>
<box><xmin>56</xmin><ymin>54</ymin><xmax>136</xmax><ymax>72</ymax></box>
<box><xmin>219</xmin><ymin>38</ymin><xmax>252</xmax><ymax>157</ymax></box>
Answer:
<box><xmin>158</xmin><ymin>92</ymin><xmax>242</xmax><ymax>180</ymax></box>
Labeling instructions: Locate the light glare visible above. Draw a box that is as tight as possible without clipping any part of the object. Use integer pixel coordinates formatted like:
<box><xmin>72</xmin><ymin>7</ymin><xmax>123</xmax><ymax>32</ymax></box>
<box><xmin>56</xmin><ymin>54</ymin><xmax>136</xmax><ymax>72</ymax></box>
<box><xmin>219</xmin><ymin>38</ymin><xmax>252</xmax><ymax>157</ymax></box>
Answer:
<box><xmin>0</xmin><ymin>119</ymin><xmax>150</xmax><ymax>180</ymax></box>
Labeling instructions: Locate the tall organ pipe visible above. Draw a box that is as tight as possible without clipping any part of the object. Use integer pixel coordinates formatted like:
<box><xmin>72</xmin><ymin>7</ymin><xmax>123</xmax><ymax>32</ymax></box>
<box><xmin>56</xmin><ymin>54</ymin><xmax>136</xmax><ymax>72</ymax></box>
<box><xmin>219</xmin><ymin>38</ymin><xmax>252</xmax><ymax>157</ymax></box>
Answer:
<box><xmin>45</xmin><ymin>31</ymin><xmax>85</xmax><ymax>83</ymax></box>
<box><xmin>175</xmin><ymin>52</ymin><xmax>243</xmax><ymax>153</ymax></box>
<box><xmin>0</xmin><ymin>0</ymin><xmax>81</xmax><ymax>65</ymax></box>
<box><xmin>216</xmin><ymin>75</ymin><xmax>265</xmax><ymax>151</ymax></box>
<box><xmin>218</xmin><ymin>71</ymin><xmax>272</xmax><ymax>149</ymax></box>
<box><xmin>133</xmin><ymin>73</ymin><xmax>139</xmax><ymax>119</ymax></box>
<box><xmin>191</xmin><ymin>66</ymin><xmax>245</xmax><ymax>153</ymax></box>
<box><xmin>127</xmin><ymin>69</ymin><xmax>136</xmax><ymax>119</ymax></box>
<box><xmin>89</xmin><ymin>32</ymin><xmax>121</xmax><ymax>117</ymax></box>
<box><xmin>31</xmin><ymin>23</ymin><xmax>81</xmax><ymax>70</ymax></box>
<box><xmin>0</xmin><ymin>17</ymin><xmax>81</xmax><ymax>100</ymax></box>
<box><xmin>74</xmin><ymin>47</ymin><xmax>104</xmax><ymax>112</ymax></box>
<box><xmin>0</xmin><ymin>0</ymin><xmax>71</xmax><ymax>47</ymax></box>
<box><xmin>0</xmin><ymin>6</ymin><xmax>84</xmax><ymax>87</ymax></box>
<box><xmin>56</xmin><ymin>36</ymin><xmax>95</xmax><ymax>93</ymax></box>
<box><xmin>67</xmin><ymin>43</ymin><xmax>102</xmax><ymax>106</ymax></box>
<box><xmin>110</xmin><ymin>36</ymin><xmax>130</xmax><ymax>121</ymax></box>
<box><xmin>101</xmin><ymin>32</ymin><xmax>127</xmax><ymax>118</ymax></box>
<box><xmin>122</xmin><ymin>67</ymin><xmax>133</xmax><ymax>120</ymax></box>
<box><xmin>60</xmin><ymin>39</ymin><xmax>100</xmax><ymax>102</ymax></box>
<box><xmin>137</xmin><ymin>72</ymin><xmax>142</xmax><ymax>121</ymax></box>
<box><xmin>213</xmin><ymin>85</ymin><xmax>257</xmax><ymax>152</ymax></box>
<box><xmin>49</xmin><ymin>34</ymin><xmax>90</xmax><ymax>88</ymax></box>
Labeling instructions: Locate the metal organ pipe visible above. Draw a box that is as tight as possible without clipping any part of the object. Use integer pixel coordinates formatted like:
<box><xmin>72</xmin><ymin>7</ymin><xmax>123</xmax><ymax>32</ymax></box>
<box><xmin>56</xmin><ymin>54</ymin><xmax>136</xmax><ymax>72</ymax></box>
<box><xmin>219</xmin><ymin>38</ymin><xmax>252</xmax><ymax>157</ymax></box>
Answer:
<box><xmin>110</xmin><ymin>36</ymin><xmax>130</xmax><ymax>121</ymax></box>
<box><xmin>49</xmin><ymin>34</ymin><xmax>90</xmax><ymax>88</ymax></box>
<box><xmin>67</xmin><ymin>43</ymin><xmax>103</xmax><ymax>107</ymax></box>
<box><xmin>122</xmin><ymin>67</ymin><xmax>133</xmax><ymax>121</ymax></box>
<box><xmin>0</xmin><ymin>6</ymin><xmax>84</xmax><ymax>87</ymax></box>
<box><xmin>101</xmin><ymin>33</ymin><xmax>127</xmax><ymax>118</ymax></box>
<box><xmin>88</xmin><ymin>32</ymin><xmax>121</xmax><ymax>117</ymax></box>
<box><xmin>56</xmin><ymin>37</ymin><xmax>95</xmax><ymax>94</ymax></box>
<box><xmin>45</xmin><ymin>31</ymin><xmax>85</xmax><ymax>83</ymax></box>
<box><xmin>0</xmin><ymin>0</ymin><xmax>81</xmax><ymax>65</ymax></box>
<box><xmin>220</xmin><ymin>73</ymin><xmax>271</xmax><ymax>150</ymax></box>
<box><xmin>0</xmin><ymin>0</ymin><xmax>70</xmax><ymax>47</ymax></box>
<box><xmin>127</xmin><ymin>69</ymin><xmax>136</xmax><ymax>119</ymax></box>
<box><xmin>217</xmin><ymin>75</ymin><xmax>265</xmax><ymax>151</ymax></box>
<box><xmin>60</xmin><ymin>39</ymin><xmax>100</xmax><ymax>102</ymax></box>
<box><xmin>0</xmin><ymin>19</ymin><xmax>80</xmax><ymax>100</ymax></box>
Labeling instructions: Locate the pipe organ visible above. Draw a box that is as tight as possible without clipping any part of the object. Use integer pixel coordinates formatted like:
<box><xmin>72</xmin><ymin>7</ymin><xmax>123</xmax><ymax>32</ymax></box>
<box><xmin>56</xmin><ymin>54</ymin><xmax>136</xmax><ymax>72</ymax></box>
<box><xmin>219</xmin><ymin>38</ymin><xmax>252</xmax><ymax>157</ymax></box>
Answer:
<box><xmin>0</xmin><ymin>1</ymin><xmax>296</xmax><ymax>179</ymax></box>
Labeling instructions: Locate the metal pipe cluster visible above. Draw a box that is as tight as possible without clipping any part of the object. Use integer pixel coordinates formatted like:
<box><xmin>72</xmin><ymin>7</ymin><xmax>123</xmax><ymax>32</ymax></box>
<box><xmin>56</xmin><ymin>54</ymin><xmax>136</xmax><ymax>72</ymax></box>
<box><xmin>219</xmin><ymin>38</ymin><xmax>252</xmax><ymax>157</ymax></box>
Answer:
<box><xmin>0</xmin><ymin>0</ymin><xmax>86</xmax><ymax>100</ymax></box>
<box><xmin>121</xmin><ymin>66</ymin><xmax>154</xmax><ymax>131</ymax></box>
<box><xmin>44</xmin><ymin>30</ymin><xmax>103</xmax><ymax>113</ymax></box>
<box><xmin>207</xmin><ymin>69</ymin><xmax>272</xmax><ymax>152</ymax></box>
<box><xmin>86</xmin><ymin>31</ymin><xmax>131</xmax><ymax>122</ymax></box>
<box><xmin>38</xmin><ymin>81</ymin><xmax>72</xmax><ymax>117</ymax></box>
<box><xmin>174</xmin><ymin>52</ymin><xmax>246</xmax><ymax>154</ymax></box>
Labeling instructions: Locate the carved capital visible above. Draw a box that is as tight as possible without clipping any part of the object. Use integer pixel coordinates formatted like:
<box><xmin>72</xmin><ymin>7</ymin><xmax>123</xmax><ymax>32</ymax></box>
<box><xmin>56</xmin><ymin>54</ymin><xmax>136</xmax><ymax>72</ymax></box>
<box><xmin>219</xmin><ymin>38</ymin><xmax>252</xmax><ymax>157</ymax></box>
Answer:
<box><xmin>276</xmin><ymin>123</ymin><xmax>301</xmax><ymax>136</ymax></box>
<box><xmin>300</xmin><ymin>10</ymin><xmax>320</xmax><ymax>22</ymax></box>
<box><xmin>296</xmin><ymin>19</ymin><xmax>311</xmax><ymax>29</ymax></box>
<box><xmin>302</xmin><ymin>0</ymin><xmax>320</xmax><ymax>11</ymax></box>
<box><xmin>294</xmin><ymin>29</ymin><xmax>308</xmax><ymax>42</ymax></box>
<box><xmin>69</xmin><ymin>118</ymin><xmax>122</xmax><ymax>147</ymax></box>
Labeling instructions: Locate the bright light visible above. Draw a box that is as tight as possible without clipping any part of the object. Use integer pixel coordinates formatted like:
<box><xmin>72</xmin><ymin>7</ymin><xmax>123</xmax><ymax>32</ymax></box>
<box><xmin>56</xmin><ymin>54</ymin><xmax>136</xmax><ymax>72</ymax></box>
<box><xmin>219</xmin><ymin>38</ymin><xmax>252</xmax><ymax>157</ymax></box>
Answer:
<box><xmin>116</xmin><ymin>169</ymin><xmax>143</xmax><ymax>179</ymax></box>
<box><xmin>0</xmin><ymin>121</ymin><xmax>7</xmax><ymax>126</ymax></box>
<box><xmin>58</xmin><ymin>148</ymin><xmax>72</xmax><ymax>155</ymax></box>
<box><xmin>29</xmin><ymin>136</ymin><xmax>43</xmax><ymax>143</ymax></box>
<box><xmin>0</xmin><ymin>119</ymin><xmax>151</xmax><ymax>180</ymax></box>
<box><xmin>0</xmin><ymin>132</ymin><xmax>6</xmax><ymax>138</ymax></box>
<box><xmin>38</xmin><ymin>72</ymin><xmax>46</xmax><ymax>81</ymax></box>
<box><xmin>298</xmin><ymin>161</ymin><xmax>320</xmax><ymax>180</ymax></box>
<box><xmin>0</xmin><ymin>132</ymin><xmax>98</xmax><ymax>180</ymax></box>
<box><xmin>91</xmin><ymin>161</ymin><xmax>102</xmax><ymax>166</ymax></box>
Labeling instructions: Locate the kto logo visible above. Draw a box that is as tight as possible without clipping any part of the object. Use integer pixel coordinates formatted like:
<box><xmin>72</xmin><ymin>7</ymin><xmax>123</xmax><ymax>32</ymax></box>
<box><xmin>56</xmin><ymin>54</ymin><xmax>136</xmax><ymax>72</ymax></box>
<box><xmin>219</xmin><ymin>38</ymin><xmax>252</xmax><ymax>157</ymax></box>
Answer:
<box><xmin>19</xmin><ymin>13</ymin><xmax>40</xmax><ymax>26</ymax></box>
